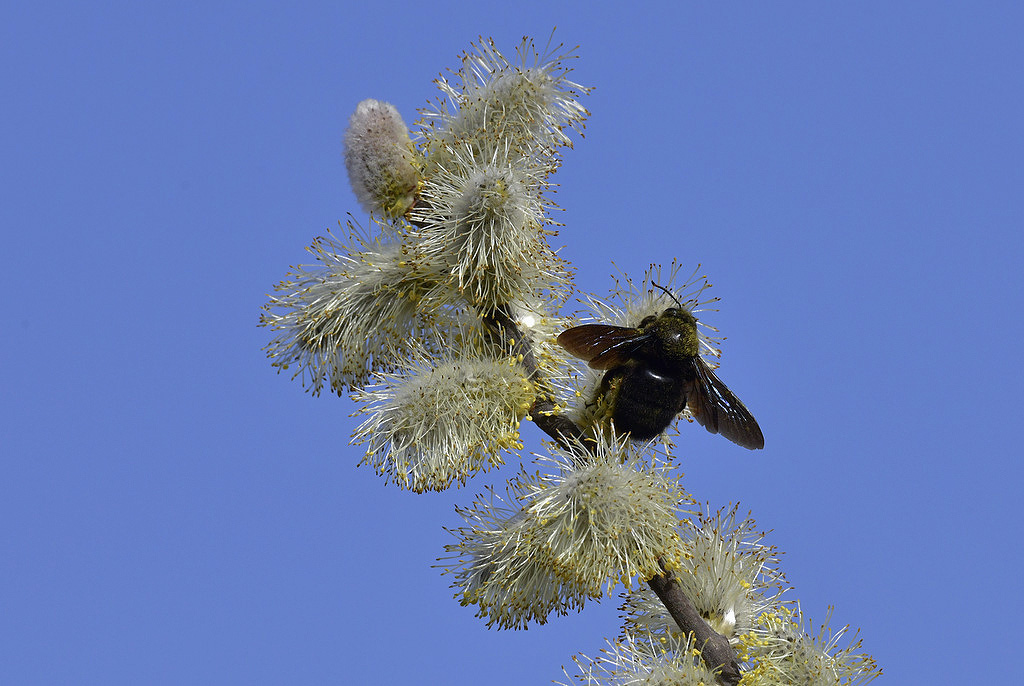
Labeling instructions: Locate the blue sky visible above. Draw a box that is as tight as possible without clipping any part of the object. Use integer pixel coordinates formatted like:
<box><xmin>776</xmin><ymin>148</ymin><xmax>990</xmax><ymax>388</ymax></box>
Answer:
<box><xmin>3</xmin><ymin>2</ymin><xmax>1022</xmax><ymax>683</ymax></box>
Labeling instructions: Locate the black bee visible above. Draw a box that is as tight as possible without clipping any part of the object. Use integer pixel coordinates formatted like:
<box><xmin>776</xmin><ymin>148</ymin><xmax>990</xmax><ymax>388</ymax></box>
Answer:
<box><xmin>557</xmin><ymin>296</ymin><xmax>764</xmax><ymax>449</ymax></box>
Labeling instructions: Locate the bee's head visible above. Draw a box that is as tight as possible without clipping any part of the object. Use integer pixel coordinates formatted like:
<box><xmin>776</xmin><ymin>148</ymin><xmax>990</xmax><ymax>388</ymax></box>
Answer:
<box><xmin>659</xmin><ymin>307</ymin><xmax>696</xmax><ymax>325</ymax></box>
<box><xmin>640</xmin><ymin>307</ymin><xmax>700</xmax><ymax>363</ymax></box>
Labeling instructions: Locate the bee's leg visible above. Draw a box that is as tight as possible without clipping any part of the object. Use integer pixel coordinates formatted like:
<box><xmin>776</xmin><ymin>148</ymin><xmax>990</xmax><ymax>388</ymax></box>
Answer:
<box><xmin>677</xmin><ymin>387</ymin><xmax>690</xmax><ymax>414</ymax></box>
<box><xmin>592</xmin><ymin>367</ymin><xmax>625</xmax><ymax>406</ymax></box>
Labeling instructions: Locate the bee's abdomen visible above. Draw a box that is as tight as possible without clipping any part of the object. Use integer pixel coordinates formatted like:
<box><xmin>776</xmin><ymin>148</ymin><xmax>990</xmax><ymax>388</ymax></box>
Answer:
<box><xmin>611</xmin><ymin>365</ymin><xmax>689</xmax><ymax>440</ymax></box>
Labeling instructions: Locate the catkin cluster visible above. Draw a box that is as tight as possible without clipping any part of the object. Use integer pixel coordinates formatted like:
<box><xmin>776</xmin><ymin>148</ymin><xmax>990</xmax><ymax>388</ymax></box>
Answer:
<box><xmin>260</xmin><ymin>36</ymin><xmax>880</xmax><ymax>686</ymax></box>
<box><xmin>261</xmin><ymin>37</ymin><xmax>588</xmax><ymax>490</ymax></box>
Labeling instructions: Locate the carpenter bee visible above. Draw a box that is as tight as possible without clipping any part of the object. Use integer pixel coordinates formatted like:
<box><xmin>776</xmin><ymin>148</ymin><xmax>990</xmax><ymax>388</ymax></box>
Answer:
<box><xmin>557</xmin><ymin>292</ymin><xmax>764</xmax><ymax>449</ymax></box>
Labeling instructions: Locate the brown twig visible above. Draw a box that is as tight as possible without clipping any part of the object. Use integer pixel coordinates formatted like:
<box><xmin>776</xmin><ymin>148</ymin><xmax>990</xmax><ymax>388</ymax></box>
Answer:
<box><xmin>483</xmin><ymin>305</ymin><xmax>594</xmax><ymax>452</ymax></box>
<box><xmin>648</xmin><ymin>559</ymin><xmax>742</xmax><ymax>685</ymax></box>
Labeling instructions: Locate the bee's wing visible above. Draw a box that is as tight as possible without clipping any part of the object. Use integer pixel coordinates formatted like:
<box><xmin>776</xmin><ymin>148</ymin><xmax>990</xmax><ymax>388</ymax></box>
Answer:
<box><xmin>557</xmin><ymin>324</ymin><xmax>650</xmax><ymax>370</ymax></box>
<box><xmin>686</xmin><ymin>359</ymin><xmax>765</xmax><ymax>450</ymax></box>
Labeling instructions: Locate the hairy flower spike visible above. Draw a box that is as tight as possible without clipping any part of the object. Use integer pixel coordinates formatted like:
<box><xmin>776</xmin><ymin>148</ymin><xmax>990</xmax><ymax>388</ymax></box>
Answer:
<box><xmin>421</xmin><ymin>35</ymin><xmax>590</xmax><ymax>172</ymax></box>
<box><xmin>520</xmin><ymin>436</ymin><xmax>688</xmax><ymax>597</ymax></box>
<box><xmin>352</xmin><ymin>354</ymin><xmax>534</xmax><ymax>492</ymax></box>
<box><xmin>515</xmin><ymin>431</ymin><xmax>688</xmax><ymax>596</ymax></box>
<box><xmin>443</xmin><ymin>488</ymin><xmax>594</xmax><ymax>630</ymax></box>
<box><xmin>674</xmin><ymin>507</ymin><xmax>785</xmax><ymax>640</ymax></box>
<box><xmin>344</xmin><ymin>99</ymin><xmax>422</xmax><ymax>217</ymax></box>
<box><xmin>461</xmin><ymin>36</ymin><xmax>589</xmax><ymax>145</ymax></box>
<box><xmin>442</xmin><ymin>431</ymin><xmax>685</xmax><ymax>629</ymax></box>
<box><xmin>411</xmin><ymin>142</ymin><xmax>569</xmax><ymax>313</ymax></box>
<box><xmin>259</xmin><ymin>225</ymin><xmax>448</xmax><ymax>394</ymax></box>
<box><xmin>739</xmin><ymin>606</ymin><xmax>881</xmax><ymax>685</ymax></box>
<box><xmin>561</xmin><ymin>633</ymin><xmax>717</xmax><ymax>686</ymax></box>
<box><xmin>621</xmin><ymin>506</ymin><xmax>785</xmax><ymax>652</ymax></box>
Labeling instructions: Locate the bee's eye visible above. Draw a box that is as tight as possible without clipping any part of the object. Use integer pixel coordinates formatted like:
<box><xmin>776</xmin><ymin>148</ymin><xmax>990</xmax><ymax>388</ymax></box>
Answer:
<box><xmin>638</xmin><ymin>315</ymin><xmax>656</xmax><ymax>327</ymax></box>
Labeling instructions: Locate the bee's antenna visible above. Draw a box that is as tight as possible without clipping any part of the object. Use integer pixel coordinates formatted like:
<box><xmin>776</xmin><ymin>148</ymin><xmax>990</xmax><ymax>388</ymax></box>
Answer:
<box><xmin>651</xmin><ymin>282</ymin><xmax>683</xmax><ymax>307</ymax></box>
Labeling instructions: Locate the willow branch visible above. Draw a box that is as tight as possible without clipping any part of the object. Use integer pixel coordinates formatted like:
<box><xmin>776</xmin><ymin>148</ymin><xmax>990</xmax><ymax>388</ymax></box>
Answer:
<box><xmin>486</xmin><ymin>304</ymin><xmax>741</xmax><ymax>685</ymax></box>
<box><xmin>648</xmin><ymin>559</ymin><xmax>742</xmax><ymax>685</ymax></box>
<box><xmin>483</xmin><ymin>305</ymin><xmax>594</xmax><ymax>451</ymax></box>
